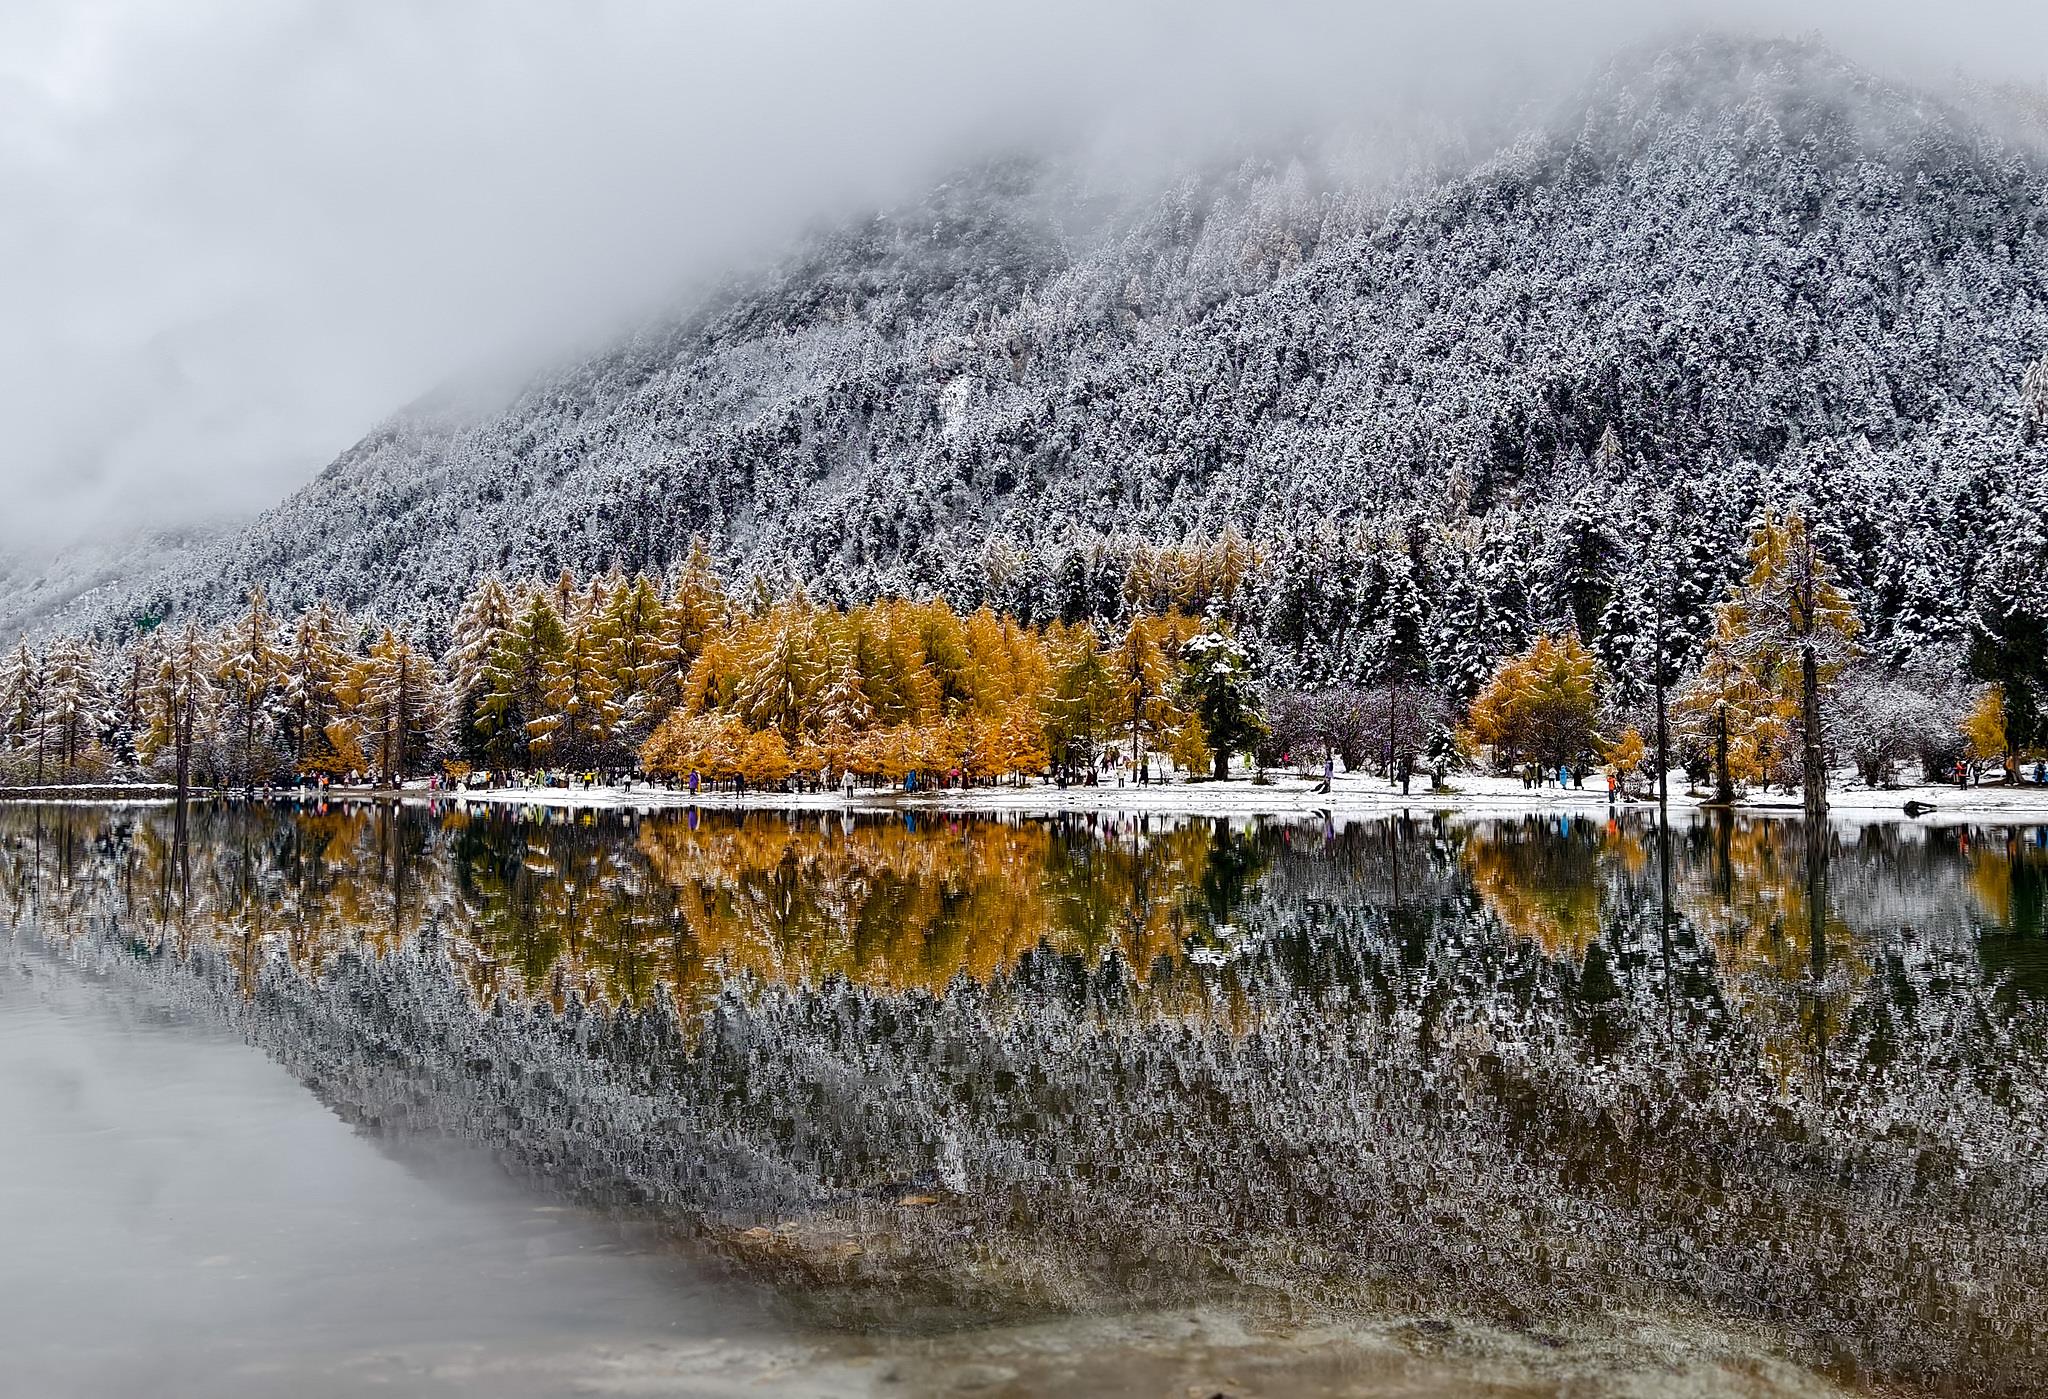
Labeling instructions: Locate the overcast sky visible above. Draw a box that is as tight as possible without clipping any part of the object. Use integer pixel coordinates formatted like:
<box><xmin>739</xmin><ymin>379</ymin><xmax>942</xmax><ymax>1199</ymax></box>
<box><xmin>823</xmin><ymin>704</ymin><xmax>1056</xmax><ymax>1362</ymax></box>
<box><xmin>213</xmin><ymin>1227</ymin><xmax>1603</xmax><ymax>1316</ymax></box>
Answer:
<box><xmin>3</xmin><ymin>0</ymin><xmax>2045</xmax><ymax>562</ymax></box>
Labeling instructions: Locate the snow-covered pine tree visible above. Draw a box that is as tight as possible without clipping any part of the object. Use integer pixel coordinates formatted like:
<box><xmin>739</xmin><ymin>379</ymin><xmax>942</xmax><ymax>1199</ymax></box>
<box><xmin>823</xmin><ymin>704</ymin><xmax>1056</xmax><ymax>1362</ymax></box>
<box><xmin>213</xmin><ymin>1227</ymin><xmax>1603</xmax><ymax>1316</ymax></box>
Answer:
<box><xmin>592</xmin><ymin>573</ymin><xmax>673</xmax><ymax>748</ymax></box>
<box><xmin>2022</xmin><ymin>354</ymin><xmax>2048</xmax><ymax>447</ymax></box>
<box><xmin>476</xmin><ymin>591</ymin><xmax>568</xmax><ymax>767</ymax></box>
<box><xmin>0</xmin><ymin>640</ymin><xmax>49</xmax><ymax>783</ymax></box>
<box><xmin>732</xmin><ymin>604</ymin><xmax>828</xmax><ymax>740</ymax></box>
<box><xmin>281</xmin><ymin>602</ymin><xmax>362</xmax><ymax>776</ymax></box>
<box><xmin>137</xmin><ymin>623</ymin><xmax>218</xmax><ymax>798</ymax></box>
<box><xmin>213</xmin><ymin>588</ymin><xmax>286</xmax><ymax>792</ymax></box>
<box><xmin>445</xmin><ymin>575</ymin><xmax>518</xmax><ymax>760</ymax></box>
<box><xmin>1177</xmin><ymin>624</ymin><xmax>1266</xmax><ymax>780</ymax></box>
<box><xmin>38</xmin><ymin>637</ymin><xmax>106</xmax><ymax>780</ymax></box>
<box><xmin>542</xmin><ymin>615</ymin><xmax>623</xmax><ymax>767</ymax></box>
<box><xmin>1601</xmin><ymin>487</ymin><xmax>1721</xmax><ymax>800</ymax></box>
<box><xmin>1966</xmin><ymin>499</ymin><xmax>2048</xmax><ymax>778</ymax></box>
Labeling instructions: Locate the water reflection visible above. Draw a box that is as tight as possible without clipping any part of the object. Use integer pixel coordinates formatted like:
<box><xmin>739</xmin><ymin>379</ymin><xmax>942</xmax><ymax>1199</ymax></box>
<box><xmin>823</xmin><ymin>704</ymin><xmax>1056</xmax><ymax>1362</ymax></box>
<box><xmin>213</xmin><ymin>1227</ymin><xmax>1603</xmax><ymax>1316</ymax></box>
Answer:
<box><xmin>6</xmin><ymin>800</ymin><xmax>2048</xmax><ymax>1393</ymax></box>
<box><xmin>6</xmin><ymin>802</ymin><xmax>2048</xmax><ymax>1043</ymax></box>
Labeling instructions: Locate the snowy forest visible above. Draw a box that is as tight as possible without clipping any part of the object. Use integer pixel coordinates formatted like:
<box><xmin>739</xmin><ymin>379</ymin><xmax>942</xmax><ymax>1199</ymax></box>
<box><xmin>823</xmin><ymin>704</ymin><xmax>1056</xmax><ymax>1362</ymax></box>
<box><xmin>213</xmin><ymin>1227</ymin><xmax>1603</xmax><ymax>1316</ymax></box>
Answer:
<box><xmin>6</xmin><ymin>36</ymin><xmax>2048</xmax><ymax>798</ymax></box>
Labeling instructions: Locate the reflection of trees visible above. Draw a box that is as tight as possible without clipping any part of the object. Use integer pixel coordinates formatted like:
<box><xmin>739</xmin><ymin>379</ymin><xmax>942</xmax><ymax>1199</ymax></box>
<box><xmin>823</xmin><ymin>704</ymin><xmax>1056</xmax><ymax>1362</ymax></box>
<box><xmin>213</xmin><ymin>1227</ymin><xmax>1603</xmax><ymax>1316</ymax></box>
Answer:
<box><xmin>9</xmin><ymin>800</ymin><xmax>2048</xmax><ymax>1394</ymax></box>
<box><xmin>1677</xmin><ymin>816</ymin><xmax>1864</xmax><ymax>1086</ymax></box>
<box><xmin>1954</xmin><ymin>827</ymin><xmax>2048</xmax><ymax>1000</ymax></box>
<box><xmin>6</xmin><ymin>801</ymin><xmax>2047</xmax><ymax>1081</ymax></box>
<box><xmin>635</xmin><ymin>812</ymin><xmax>1252</xmax><ymax>1000</ymax></box>
<box><xmin>1461</xmin><ymin>815</ymin><xmax>1628</xmax><ymax>959</ymax></box>
<box><xmin>1</xmin><ymin>804</ymin><xmax>1271</xmax><ymax>1012</ymax></box>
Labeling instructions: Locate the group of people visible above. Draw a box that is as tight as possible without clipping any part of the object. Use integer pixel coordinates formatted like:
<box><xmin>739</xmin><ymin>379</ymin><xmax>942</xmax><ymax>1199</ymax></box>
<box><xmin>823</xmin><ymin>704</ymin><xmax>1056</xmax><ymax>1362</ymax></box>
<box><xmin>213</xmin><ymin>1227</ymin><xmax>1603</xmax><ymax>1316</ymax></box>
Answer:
<box><xmin>1518</xmin><ymin>762</ymin><xmax>1588</xmax><ymax>791</ymax></box>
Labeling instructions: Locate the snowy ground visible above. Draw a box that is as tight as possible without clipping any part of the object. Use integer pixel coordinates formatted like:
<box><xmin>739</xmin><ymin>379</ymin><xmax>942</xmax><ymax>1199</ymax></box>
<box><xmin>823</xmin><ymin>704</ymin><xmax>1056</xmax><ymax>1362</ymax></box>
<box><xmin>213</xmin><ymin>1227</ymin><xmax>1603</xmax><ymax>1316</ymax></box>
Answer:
<box><xmin>307</xmin><ymin>770</ymin><xmax>2048</xmax><ymax>825</ymax></box>
<box><xmin>7</xmin><ymin>771</ymin><xmax>2045</xmax><ymax>824</ymax></box>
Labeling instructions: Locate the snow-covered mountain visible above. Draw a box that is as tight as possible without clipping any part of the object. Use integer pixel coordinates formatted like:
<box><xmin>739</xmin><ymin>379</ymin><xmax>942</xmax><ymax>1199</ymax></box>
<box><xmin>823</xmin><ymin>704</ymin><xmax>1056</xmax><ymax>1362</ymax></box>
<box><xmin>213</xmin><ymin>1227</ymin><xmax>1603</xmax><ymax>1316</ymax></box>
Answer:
<box><xmin>20</xmin><ymin>35</ymin><xmax>2048</xmax><ymax>683</ymax></box>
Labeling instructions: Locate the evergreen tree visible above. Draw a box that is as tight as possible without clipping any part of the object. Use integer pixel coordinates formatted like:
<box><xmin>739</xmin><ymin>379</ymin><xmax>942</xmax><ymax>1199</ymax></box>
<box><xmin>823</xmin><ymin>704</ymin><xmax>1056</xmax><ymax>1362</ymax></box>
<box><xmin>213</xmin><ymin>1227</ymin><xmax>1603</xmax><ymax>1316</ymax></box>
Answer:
<box><xmin>446</xmin><ymin>575</ymin><xmax>518</xmax><ymax>756</ymax></box>
<box><xmin>1967</xmin><ymin>511</ymin><xmax>2048</xmax><ymax>779</ymax></box>
<box><xmin>281</xmin><ymin>602</ymin><xmax>362</xmax><ymax>776</ymax></box>
<box><xmin>39</xmin><ymin>637</ymin><xmax>106</xmax><ymax>779</ymax></box>
<box><xmin>476</xmin><ymin>592</ymin><xmax>569</xmax><ymax>766</ymax></box>
<box><xmin>1602</xmin><ymin>488</ymin><xmax>1720</xmax><ymax>801</ymax></box>
<box><xmin>1177</xmin><ymin>625</ymin><xmax>1266</xmax><ymax>780</ymax></box>
<box><xmin>214</xmin><ymin>588</ymin><xmax>286</xmax><ymax>792</ymax></box>
<box><xmin>593</xmin><ymin>573</ymin><xmax>673</xmax><ymax>746</ymax></box>
<box><xmin>137</xmin><ymin>624</ymin><xmax>218</xmax><ymax>798</ymax></box>
<box><xmin>732</xmin><ymin>604</ymin><xmax>827</xmax><ymax>740</ymax></box>
<box><xmin>0</xmin><ymin>641</ymin><xmax>49</xmax><ymax>783</ymax></box>
<box><xmin>1723</xmin><ymin>512</ymin><xmax>1862</xmax><ymax>813</ymax></box>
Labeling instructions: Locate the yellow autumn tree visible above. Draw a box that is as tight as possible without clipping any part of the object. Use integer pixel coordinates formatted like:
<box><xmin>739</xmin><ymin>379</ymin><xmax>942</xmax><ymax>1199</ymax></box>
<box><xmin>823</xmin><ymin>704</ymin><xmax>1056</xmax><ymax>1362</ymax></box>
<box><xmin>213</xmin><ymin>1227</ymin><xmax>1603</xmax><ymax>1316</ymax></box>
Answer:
<box><xmin>1678</xmin><ymin>513</ymin><xmax>1859</xmax><ymax>807</ymax></box>
<box><xmin>1962</xmin><ymin>686</ymin><xmax>2008</xmax><ymax>766</ymax></box>
<box><xmin>1467</xmin><ymin>633</ymin><xmax>1604</xmax><ymax>771</ymax></box>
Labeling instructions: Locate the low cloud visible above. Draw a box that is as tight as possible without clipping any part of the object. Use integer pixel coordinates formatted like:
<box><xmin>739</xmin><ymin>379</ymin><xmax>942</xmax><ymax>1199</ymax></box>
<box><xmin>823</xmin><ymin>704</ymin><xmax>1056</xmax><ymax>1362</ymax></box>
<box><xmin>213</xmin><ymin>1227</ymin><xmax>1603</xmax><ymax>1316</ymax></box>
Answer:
<box><xmin>2</xmin><ymin>0</ymin><xmax>2043</xmax><ymax>558</ymax></box>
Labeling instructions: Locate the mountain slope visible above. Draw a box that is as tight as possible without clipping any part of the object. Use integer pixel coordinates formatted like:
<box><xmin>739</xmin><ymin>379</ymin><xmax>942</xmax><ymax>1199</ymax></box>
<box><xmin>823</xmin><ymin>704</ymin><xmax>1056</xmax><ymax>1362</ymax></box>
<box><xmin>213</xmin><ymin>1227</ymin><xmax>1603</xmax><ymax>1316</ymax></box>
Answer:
<box><xmin>32</xmin><ymin>35</ymin><xmax>2048</xmax><ymax>672</ymax></box>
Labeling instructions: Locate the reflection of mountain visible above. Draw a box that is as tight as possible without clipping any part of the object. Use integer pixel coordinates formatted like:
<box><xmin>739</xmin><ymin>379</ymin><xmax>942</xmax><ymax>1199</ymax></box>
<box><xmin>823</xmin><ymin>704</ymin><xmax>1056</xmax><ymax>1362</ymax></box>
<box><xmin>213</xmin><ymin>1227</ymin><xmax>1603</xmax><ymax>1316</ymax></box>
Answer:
<box><xmin>7</xmin><ymin>801</ymin><xmax>2048</xmax><ymax>1391</ymax></box>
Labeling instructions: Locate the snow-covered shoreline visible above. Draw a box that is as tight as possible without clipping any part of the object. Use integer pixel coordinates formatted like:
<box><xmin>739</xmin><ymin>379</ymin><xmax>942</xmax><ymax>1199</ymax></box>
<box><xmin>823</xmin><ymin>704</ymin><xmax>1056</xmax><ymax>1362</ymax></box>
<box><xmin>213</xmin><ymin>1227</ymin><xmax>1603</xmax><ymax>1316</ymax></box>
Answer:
<box><xmin>313</xmin><ymin>772</ymin><xmax>2048</xmax><ymax>825</ymax></box>
<box><xmin>7</xmin><ymin>772</ymin><xmax>2048</xmax><ymax>825</ymax></box>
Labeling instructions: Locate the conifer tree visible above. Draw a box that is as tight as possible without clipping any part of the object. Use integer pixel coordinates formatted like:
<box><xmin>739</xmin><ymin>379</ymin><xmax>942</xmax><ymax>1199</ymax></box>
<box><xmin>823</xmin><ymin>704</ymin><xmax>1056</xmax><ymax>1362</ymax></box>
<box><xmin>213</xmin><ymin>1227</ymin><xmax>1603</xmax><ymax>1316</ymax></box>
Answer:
<box><xmin>445</xmin><ymin>575</ymin><xmax>518</xmax><ymax>755</ymax></box>
<box><xmin>1046</xmin><ymin>623</ymin><xmax>1112</xmax><ymax>776</ymax></box>
<box><xmin>1602</xmin><ymin>488</ymin><xmax>1720</xmax><ymax>802</ymax></box>
<box><xmin>733</xmin><ymin>603</ymin><xmax>827</xmax><ymax>739</ymax></box>
<box><xmin>1717</xmin><ymin>513</ymin><xmax>1861</xmax><ymax>814</ymax></box>
<box><xmin>661</xmin><ymin>543</ymin><xmax>732</xmax><ymax>692</ymax></box>
<box><xmin>476</xmin><ymin>592</ymin><xmax>569</xmax><ymax>766</ymax></box>
<box><xmin>2022</xmin><ymin>354</ymin><xmax>2048</xmax><ymax>447</ymax></box>
<box><xmin>543</xmin><ymin>615</ymin><xmax>623</xmax><ymax>765</ymax></box>
<box><xmin>137</xmin><ymin>624</ymin><xmax>217</xmax><ymax>799</ymax></box>
<box><xmin>39</xmin><ymin>637</ymin><xmax>106</xmax><ymax>780</ymax></box>
<box><xmin>351</xmin><ymin>629</ymin><xmax>443</xmax><ymax>785</ymax></box>
<box><xmin>1177</xmin><ymin>625</ymin><xmax>1266</xmax><ymax>780</ymax></box>
<box><xmin>1467</xmin><ymin>634</ymin><xmax>1604</xmax><ymax>773</ymax></box>
<box><xmin>594</xmin><ymin>573</ymin><xmax>673</xmax><ymax>745</ymax></box>
<box><xmin>1967</xmin><ymin>512</ymin><xmax>2048</xmax><ymax>780</ymax></box>
<box><xmin>281</xmin><ymin>602</ymin><xmax>362</xmax><ymax>776</ymax></box>
<box><xmin>0</xmin><ymin>640</ymin><xmax>49</xmax><ymax>783</ymax></box>
<box><xmin>214</xmin><ymin>588</ymin><xmax>286</xmax><ymax>792</ymax></box>
<box><xmin>1114</xmin><ymin>615</ymin><xmax>1172</xmax><ymax>773</ymax></box>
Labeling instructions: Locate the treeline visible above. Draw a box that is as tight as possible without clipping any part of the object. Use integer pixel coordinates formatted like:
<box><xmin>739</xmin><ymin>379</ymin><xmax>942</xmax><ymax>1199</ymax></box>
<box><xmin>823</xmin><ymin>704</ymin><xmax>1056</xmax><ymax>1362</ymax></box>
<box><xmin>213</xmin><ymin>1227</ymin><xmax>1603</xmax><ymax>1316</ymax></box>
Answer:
<box><xmin>1252</xmin><ymin>510</ymin><xmax>2033</xmax><ymax>805</ymax></box>
<box><xmin>0</xmin><ymin>547</ymin><xmax>1263</xmax><ymax>792</ymax></box>
<box><xmin>1</xmin><ymin>505</ymin><xmax>2039</xmax><ymax>802</ymax></box>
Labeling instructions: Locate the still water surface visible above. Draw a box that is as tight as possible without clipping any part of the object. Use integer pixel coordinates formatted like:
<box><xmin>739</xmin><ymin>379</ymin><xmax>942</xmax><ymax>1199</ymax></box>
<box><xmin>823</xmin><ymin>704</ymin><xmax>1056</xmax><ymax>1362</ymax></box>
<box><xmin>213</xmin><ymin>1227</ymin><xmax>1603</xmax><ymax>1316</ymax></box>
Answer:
<box><xmin>3</xmin><ymin>800</ymin><xmax>2045</xmax><ymax>1396</ymax></box>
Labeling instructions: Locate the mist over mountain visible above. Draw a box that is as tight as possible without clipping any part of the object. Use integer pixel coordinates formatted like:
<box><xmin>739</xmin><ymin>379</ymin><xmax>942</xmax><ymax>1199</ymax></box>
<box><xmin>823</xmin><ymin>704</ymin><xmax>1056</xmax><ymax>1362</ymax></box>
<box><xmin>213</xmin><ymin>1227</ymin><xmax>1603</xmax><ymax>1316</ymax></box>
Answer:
<box><xmin>12</xmin><ymin>35</ymin><xmax>2048</xmax><ymax>693</ymax></box>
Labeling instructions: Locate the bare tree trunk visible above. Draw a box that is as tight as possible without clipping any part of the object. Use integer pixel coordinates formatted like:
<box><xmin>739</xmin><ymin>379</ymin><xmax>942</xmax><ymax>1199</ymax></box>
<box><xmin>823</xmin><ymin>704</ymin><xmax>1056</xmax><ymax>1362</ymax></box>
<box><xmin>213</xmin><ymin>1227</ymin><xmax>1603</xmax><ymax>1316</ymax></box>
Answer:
<box><xmin>173</xmin><ymin>693</ymin><xmax>192</xmax><ymax>806</ymax></box>
<box><xmin>1801</xmin><ymin>642</ymin><xmax>1827</xmax><ymax>817</ymax></box>
<box><xmin>1713</xmin><ymin>702</ymin><xmax>1734</xmax><ymax>806</ymax></box>
<box><xmin>1131</xmin><ymin>684</ymin><xmax>1145</xmax><ymax>776</ymax></box>
<box><xmin>1654</xmin><ymin>680</ymin><xmax>1669</xmax><ymax>806</ymax></box>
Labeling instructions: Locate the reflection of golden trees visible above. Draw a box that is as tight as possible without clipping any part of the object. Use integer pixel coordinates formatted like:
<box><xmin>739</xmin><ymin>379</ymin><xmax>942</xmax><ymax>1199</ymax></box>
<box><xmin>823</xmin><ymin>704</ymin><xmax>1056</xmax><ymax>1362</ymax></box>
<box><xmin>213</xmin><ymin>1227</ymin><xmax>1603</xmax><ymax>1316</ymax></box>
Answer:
<box><xmin>0</xmin><ymin>805</ymin><xmax>1247</xmax><ymax>1015</ymax></box>
<box><xmin>1690</xmin><ymin>822</ymin><xmax>1864</xmax><ymax>1087</ymax></box>
<box><xmin>1460</xmin><ymin>814</ymin><xmax>1878</xmax><ymax>1083</ymax></box>
<box><xmin>634</xmin><ymin>815</ymin><xmax>1227</xmax><ymax>999</ymax></box>
<box><xmin>1462</xmin><ymin>817</ymin><xmax>1631</xmax><ymax>959</ymax></box>
<box><xmin>12</xmin><ymin>803</ymin><xmax>2029</xmax><ymax>1082</ymax></box>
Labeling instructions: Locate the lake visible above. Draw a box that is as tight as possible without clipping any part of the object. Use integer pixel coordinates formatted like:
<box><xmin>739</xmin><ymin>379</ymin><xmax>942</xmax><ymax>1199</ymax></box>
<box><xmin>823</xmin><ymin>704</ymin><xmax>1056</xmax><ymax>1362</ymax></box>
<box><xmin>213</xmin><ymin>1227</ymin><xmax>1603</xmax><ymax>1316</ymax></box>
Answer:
<box><xmin>3</xmin><ymin>799</ymin><xmax>2044</xmax><ymax>1396</ymax></box>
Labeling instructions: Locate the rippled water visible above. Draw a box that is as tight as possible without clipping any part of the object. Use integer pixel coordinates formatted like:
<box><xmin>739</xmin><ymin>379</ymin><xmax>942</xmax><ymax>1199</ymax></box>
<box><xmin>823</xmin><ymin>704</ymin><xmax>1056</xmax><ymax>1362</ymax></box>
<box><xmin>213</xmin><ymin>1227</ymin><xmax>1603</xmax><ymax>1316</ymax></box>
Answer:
<box><xmin>4</xmin><ymin>799</ymin><xmax>2046</xmax><ymax>1396</ymax></box>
